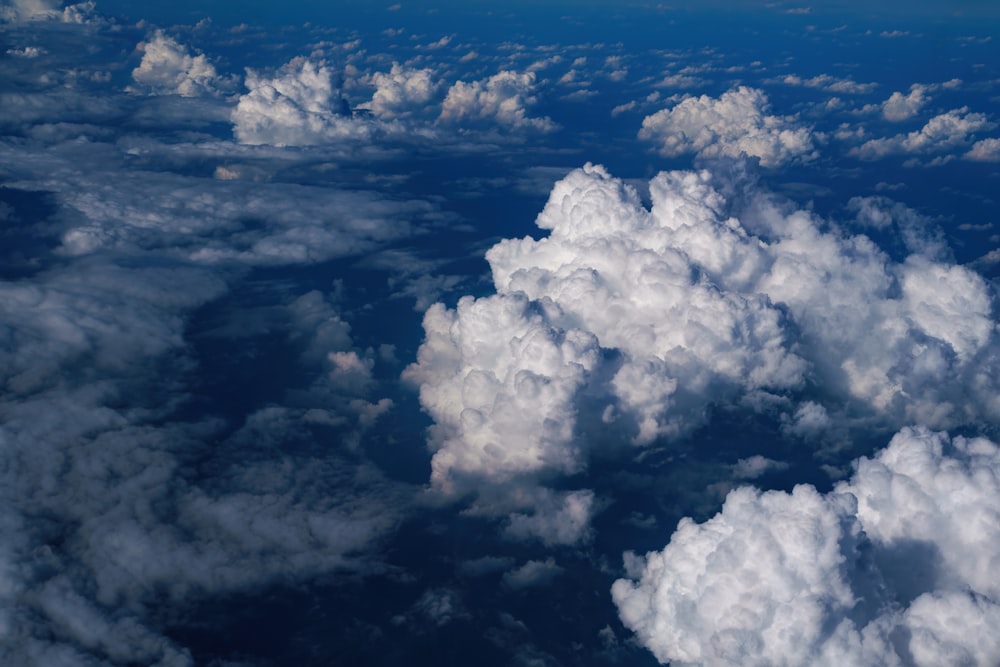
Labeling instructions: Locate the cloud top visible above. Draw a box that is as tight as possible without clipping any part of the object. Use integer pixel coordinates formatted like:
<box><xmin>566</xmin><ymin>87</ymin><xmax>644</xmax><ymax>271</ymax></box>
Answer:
<box><xmin>613</xmin><ymin>426</ymin><xmax>1000</xmax><ymax>666</ymax></box>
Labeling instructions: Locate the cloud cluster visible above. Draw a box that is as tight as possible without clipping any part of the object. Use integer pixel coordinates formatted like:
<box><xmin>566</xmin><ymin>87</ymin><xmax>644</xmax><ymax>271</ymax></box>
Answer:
<box><xmin>639</xmin><ymin>87</ymin><xmax>818</xmax><ymax>167</ymax></box>
<box><xmin>612</xmin><ymin>426</ymin><xmax>1000</xmax><ymax>666</ymax></box>
<box><xmin>407</xmin><ymin>162</ymin><xmax>999</xmax><ymax>534</ymax></box>
<box><xmin>232</xmin><ymin>56</ymin><xmax>368</xmax><ymax>146</ymax></box>
<box><xmin>440</xmin><ymin>70</ymin><xmax>556</xmax><ymax>132</ymax></box>
<box><xmin>130</xmin><ymin>31</ymin><xmax>227</xmax><ymax>97</ymax></box>
<box><xmin>358</xmin><ymin>62</ymin><xmax>440</xmax><ymax>120</ymax></box>
<box><xmin>851</xmin><ymin>107</ymin><xmax>994</xmax><ymax>162</ymax></box>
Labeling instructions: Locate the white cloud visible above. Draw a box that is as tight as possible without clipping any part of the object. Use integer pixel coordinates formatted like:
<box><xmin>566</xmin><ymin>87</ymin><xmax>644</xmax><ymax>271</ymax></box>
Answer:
<box><xmin>780</xmin><ymin>73</ymin><xmax>878</xmax><ymax>95</ymax></box>
<box><xmin>357</xmin><ymin>62</ymin><xmax>439</xmax><ymax>120</ymax></box>
<box><xmin>406</xmin><ymin>163</ymin><xmax>1000</xmax><ymax>535</ymax></box>
<box><xmin>130</xmin><ymin>31</ymin><xmax>227</xmax><ymax>97</ymax></box>
<box><xmin>612</xmin><ymin>426</ymin><xmax>1000</xmax><ymax>666</ymax></box>
<box><xmin>881</xmin><ymin>84</ymin><xmax>931</xmax><ymax>121</ymax></box>
<box><xmin>232</xmin><ymin>56</ymin><xmax>369</xmax><ymax>146</ymax></box>
<box><xmin>851</xmin><ymin>107</ymin><xmax>995</xmax><ymax>161</ymax></box>
<box><xmin>639</xmin><ymin>87</ymin><xmax>818</xmax><ymax>167</ymax></box>
<box><xmin>439</xmin><ymin>70</ymin><xmax>556</xmax><ymax>132</ymax></box>
<box><xmin>965</xmin><ymin>136</ymin><xmax>1000</xmax><ymax>162</ymax></box>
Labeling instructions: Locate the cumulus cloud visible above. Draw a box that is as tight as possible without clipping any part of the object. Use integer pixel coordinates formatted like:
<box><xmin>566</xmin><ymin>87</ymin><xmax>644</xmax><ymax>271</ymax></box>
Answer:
<box><xmin>129</xmin><ymin>31</ymin><xmax>227</xmax><ymax>97</ymax></box>
<box><xmin>440</xmin><ymin>70</ymin><xmax>556</xmax><ymax>132</ymax></box>
<box><xmin>846</xmin><ymin>195</ymin><xmax>951</xmax><ymax>260</ymax></box>
<box><xmin>232</xmin><ymin>56</ymin><xmax>368</xmax><ymax>146</ymax></box>
<box><xmin>612</xmin><ymin>426</ymin><xmax>1000</xmax><ymax>666</ymax></box>
<box><xmin>639</xmin><ymin>87</ymin><xmax>818</xmax><ymax>167</ymax></box>
<box><xmin>851</xmin><ymin>107</ymin><xmax>995</xmax><ymax>161</ymax></box>
<box><xmin>358</xmin><ymin>62</ymin><xmax>439</xmax><ymax>120</ymax></box>
<box><xmin>407</xmin><ymin>162</ymin><xmax>1000</xmax><ymax>535</ymax></box>
<box><xmin>965</xmin><ymin>136</ymin><xmax>1000</xmax><ymax>162</ymax></box>
<box><xmin>881</xmin><ymin>83</ymin><xmax>931</xmax><ymax>121</ymax></box>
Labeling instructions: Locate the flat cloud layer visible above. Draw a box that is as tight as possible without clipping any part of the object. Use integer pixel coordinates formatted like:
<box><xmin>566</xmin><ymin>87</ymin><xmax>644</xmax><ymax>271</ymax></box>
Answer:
<box><xmin>639</xmin><ymin>87</ymin><xmax>818</xmax><ymax>166</ymax></box>
<box><xmin>406</xmin><ymin>161</ymin><xmax>999</xmax><ymax>536</ymax></box>
<box><xmin>612</xmin><ymin>426</ymin><xmax>1000</xmax><ymax>666</ymax></box>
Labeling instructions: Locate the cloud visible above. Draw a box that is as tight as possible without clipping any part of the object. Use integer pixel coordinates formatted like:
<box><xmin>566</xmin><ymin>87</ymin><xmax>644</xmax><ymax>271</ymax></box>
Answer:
<box><xmin>846</xmin><ymin>195</ymin><xmax>951</xmax><ymax>260</ymax></box>
<box><xmin>779</xmin><ymin>73</ymin><xmax>878</xmax><ymax>95</ymax></box>
<box><xmin>501</xmin><ymin>558</ymin><xmax>564</xmax><ymax>590</ymax></box>
<box><xmin>639</xmin><ymin>87</ymin><xmax>818</xmax><ymax>167</ymax></box>
<box><xmin>0</xmin><ymin>0</ymin><xmax>94</xmax><ymax>22</ymax></box>
<box><xmin>440</xmin><ymin>70</ymin><xmax>557</xmax><ymax>132</ymax></box>
<box><xmin>965</xmin><ymin>137</ymin><xmax>1000</xmax><ymax>162</ymax></box>
<box><xmin>851</xmin><ymin>107</ymin><xmax>995</xmax><ymax>161</ymax></box>
<box><xmin>612</xmin><ymin>426</ymin><xmax>1000</xmax><ymax>666</ymax></box>
<box><xmin>406</xmin><ymin>162</ymin><xmax>1000</xmax><ymax>536</ymax></box>
<box><xmin>232</xmin><ymin>56</ymin><xmax>369</xmax><ymax>146</ymax></box>
<box><xmin>357</xmin><ymin>62</ymin><xmax>440</xmax><ymax>120</ymax></box>
<box><xmin>129</xmin><ymin>31</ymin><xmax>228</xmax><ymax>97</ymax></box>
<box><xmin>881</xmin><ymin>84</ymin><xmax>931</xmax><ymax>121</ymax></box>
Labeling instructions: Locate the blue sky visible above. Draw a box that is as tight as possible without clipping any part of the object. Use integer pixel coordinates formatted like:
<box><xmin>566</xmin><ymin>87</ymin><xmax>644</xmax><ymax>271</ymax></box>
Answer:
<box><xmin>1</xmin><ymin>1</ymin><xmax>999</xmax><ymax>665</ymax></box>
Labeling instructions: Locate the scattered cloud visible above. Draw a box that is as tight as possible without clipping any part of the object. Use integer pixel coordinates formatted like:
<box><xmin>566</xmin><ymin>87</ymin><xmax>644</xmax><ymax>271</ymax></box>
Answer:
<box><xmin>639</xmin><ymin>87</ymin><xmax>818</xmax><ymax>166</ymax></box>
<box><xmin>440</xmin><ymin>70</ymin><xmax>557</xmax><ymax>132</ymax></box>
<box><xmin>129</xmin><ymin>31</ymin><xmax>229</xmax><ymax>97</ymax></box>
<box><xmin>779</xmin><ymin>73</ymin><xmax>877</xmax><ymax>95</ymax></box>
<box><xmin>965</xmin><ymin>136</ymin><xmax>1000</xmax><ymax>161</ymax></box>
<box><xmin>850</xmin><ymin>107</ymin><xmax>994</xmax><ymax>161</ymax></box>
<box><xmin>357</xmin><ymin>62</ymin><xmax>440</xmax><ymax>120</ymax></box>
<box><xmin>232</xmin><ymin>56</ymin><xmax>368</xmax><ymax>146</ymax></box>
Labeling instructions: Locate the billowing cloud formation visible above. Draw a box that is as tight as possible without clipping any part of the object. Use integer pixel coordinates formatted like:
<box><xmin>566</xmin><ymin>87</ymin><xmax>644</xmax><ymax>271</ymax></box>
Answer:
<box><xmin>851</xmin><ymin>107</ymin><xmax>994</xmax><ymax>161</ymax></box>
<box><xmin>440</xmin><ymin>70</ymin><xmax>556</xmax><ymax>132</ymax></box>
<box><xmin>130</xmin><ymin>31</ymin><xmax>226</xmax><ymax>97</ymax></box>
<box><xmin>406</xmin><ymin>162</ymin><xmax>999</xmax><ymax>533</ymax></box>
<box><xmin>232</xmin><ymin>56</ymin><xmax>367</xmax><ymax>146</ymax></box>
<box><xmin>639</xmin><ymin>87</ymin><xmax>817</xmax><ymax>166</ymax></box>
<box><xmin>612</xmin><ymin>426</ymin><xmax>1000</xmax><ymax>666</ymax></box>
<box><xmin>359</xmin><ymin>62</ymin><xmax>439</xmax><ymax>120</ymax></box>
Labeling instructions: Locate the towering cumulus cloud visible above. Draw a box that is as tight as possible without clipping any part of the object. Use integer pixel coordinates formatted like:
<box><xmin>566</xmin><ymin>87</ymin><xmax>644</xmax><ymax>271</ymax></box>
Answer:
<box><xmin>612</xmin><ymin>426</ymin><xmax>1000</xmax><ymax>666</ymax></box>
<box><xmin>440</xmin><ymin>70</ymin><xmax>556</xmax><ymax>132</ymax></box>
<box><xmin>232</xmin><ymin>56</ymin><xmax>367</xmax><ymax>146</ymax></box>
<box><xmin>406</xmin><ymin>162</ymin><xmax>999</xmax><ymax>536</ymax></box>
<box><xmin>130</xmin><ymin>31</ymin><xmax>225</xmax><ymax>97</ymax></box>
<box><xmin>639</xmin><ymin>87</ymin><xmax>817</xmax><ymax>166</ymax></box>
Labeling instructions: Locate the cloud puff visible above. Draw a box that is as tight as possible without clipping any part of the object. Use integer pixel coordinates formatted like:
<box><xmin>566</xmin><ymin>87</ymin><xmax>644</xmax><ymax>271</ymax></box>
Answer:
<box><xmin>639</xmin><ymin>87</ymin><xmax>818</xmax><ymax>167</ymax></box>
<box><xmin>407</xmin><ymin>162</ymin><xmax>1000</xmax><ymax>535</ymax></box>
<box><xmin>232</xmin><ymin>56</ymin><xmax>368</xmax><ymax>146</ymax></box>
<box><xmin>612</xmin><ymin>426</ymin><xmax>1000</xmax><ymax>666</ymax></box>
<box><xmin>358</xmin><ymin>62</ymin><xmax>440</xmax><ymax>120</ymax></box>
<box><xmin>440</xmin><ymin>70</ymin><xmax>556</xmax><ymax>132</ymax></box>
<box><xmin>851</xmin><ymin>107</ymin><xmax>995</xmax><ymax>161</ymax></box>
<box><xmin>965</xmin><ymin>136</ymin><xmax>1000</xmax><ymax>162</ymax></box>
<box><xmin>129</xmin><ymin>31</ymin><xmax>227</xmax><ymax>97</ymax></box>
<box><xmin>881</xmin><ymin>84</ymin><xmax>931</xmax><ymax>121</ymax></box>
